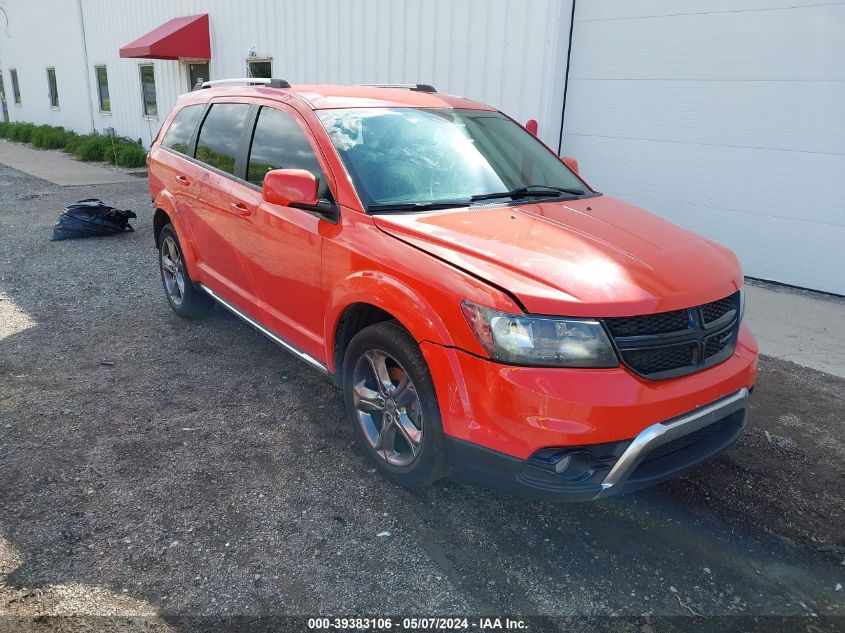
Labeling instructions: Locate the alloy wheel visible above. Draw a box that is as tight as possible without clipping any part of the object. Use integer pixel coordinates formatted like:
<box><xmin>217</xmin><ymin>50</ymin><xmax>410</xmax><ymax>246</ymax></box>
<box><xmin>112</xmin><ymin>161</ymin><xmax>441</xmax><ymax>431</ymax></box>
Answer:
<box><xmin>160</xmin><ymin>235</ymin><xmax>186</xmax><ymax>306</ymax></box>
<box><xmin>352</xmin><ymin>349</ymin><xmax>423</xmax><ymax>467</ymax></box>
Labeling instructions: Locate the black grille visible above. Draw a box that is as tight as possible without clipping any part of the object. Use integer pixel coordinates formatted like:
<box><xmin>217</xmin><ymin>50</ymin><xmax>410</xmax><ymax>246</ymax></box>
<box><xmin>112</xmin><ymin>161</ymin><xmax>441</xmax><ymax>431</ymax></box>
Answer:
<box><xmin>701</xmin><ymin>296</ymin><xmax>736</xmax><ymax>325</ymax></box>
<box><xmin>604</xmin><ymin>291</ymin><xmax>741</xmax><ymax>380</ymax></box>
<box><xmin>704</xmin><ymin>328</ymin><xmax>734</xmax><ymax>358</ymax></box>
<box><xmin>620</xmin><ymin>343</ymin><xmax>697</xmax><ymax>375</ymax></box>
<box><xmin>605</xmin><ymin>309</ymin><xmax>690</xmax><ymax>337</ymax></box>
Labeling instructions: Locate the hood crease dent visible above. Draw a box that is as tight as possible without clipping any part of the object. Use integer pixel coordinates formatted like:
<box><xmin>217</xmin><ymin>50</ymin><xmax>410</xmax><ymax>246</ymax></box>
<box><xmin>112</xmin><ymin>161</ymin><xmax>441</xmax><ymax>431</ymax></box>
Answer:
<box><xmin>373</xmin><ymin>195</ymin><xmax>742</xmax><ymax>317</ymax></box>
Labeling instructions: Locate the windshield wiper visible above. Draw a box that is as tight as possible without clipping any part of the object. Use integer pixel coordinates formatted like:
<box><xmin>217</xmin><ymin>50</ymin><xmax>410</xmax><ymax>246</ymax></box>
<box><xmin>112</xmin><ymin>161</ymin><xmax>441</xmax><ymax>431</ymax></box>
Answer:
<box><xmin>470</xmin><ymin>184</ymin><xmax>585</xmax><ymax>203</ymax></box>
<box><xmin>367</xmin><ymin>200</ymin><xmax>471</xmax><ymax>213</ymax></box>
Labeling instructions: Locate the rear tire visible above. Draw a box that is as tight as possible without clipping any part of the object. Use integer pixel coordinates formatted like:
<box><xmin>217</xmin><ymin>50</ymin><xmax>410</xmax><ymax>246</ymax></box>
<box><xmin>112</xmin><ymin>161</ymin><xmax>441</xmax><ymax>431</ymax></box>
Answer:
<box><xmin>343</xmin><ymin>320</ymin><xmax>448</xmax><ymax>488</ymax></box>
<box><xmin>157</xmin><ymin>224</ymin><xmax>214</xmax><ymax>320</ymax></box>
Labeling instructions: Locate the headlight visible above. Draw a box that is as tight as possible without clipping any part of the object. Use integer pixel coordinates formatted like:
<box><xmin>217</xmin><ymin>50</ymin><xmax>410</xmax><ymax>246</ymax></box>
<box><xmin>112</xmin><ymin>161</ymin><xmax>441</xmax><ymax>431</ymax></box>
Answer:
<box><xmin>461</xmin><ymin>301</ymin><xmax>619</xmax><ymax>368</ymax></box>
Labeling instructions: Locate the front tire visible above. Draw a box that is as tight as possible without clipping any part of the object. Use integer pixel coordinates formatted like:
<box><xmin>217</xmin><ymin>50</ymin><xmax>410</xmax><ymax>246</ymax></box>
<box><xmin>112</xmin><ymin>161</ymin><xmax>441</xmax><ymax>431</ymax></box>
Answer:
<box><xmin>343</xmin><ymin>320</ymin><xmax>448</xmax><ymax>488</ymax></box>
<box><xmin>157</xmin><ymin>224</ymin><xmax>214</xmax><ymax>320</ymax></box>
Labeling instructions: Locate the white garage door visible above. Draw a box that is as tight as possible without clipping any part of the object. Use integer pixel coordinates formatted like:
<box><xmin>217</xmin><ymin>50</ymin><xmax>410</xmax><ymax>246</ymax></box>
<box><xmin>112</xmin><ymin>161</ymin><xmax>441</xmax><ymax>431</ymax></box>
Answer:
<box><xmin>560</xmin><ymin>0</ymin><xmax>845</xmax><ymax>295</ymax></box>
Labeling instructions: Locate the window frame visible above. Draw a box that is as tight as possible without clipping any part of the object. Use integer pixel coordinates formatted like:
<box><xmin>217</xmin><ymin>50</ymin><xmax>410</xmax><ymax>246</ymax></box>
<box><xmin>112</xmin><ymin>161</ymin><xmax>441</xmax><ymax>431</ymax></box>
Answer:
<box><xmin>9</xmin><ymin>69</ymin><xmax>21</xmax><ymax>105</ymax></box>
<box><xmin>246</xmin><ymin>58</ymin><xmax>273</xmax><ymax>79</ymax></box>
<box><xmin>138</xmin><ymin>63</ymin><xmax>158</xmax><ymax>118</ymax></box>
<box><xmin>94</xmin><ymin>65</ymin><xmax>110</xmax><ymax>114</ymax></box>
<box><xmin>46</xmin><ymin>67</ymin><xmax>59</xmax><ymax>109</ymax></box>
<box><xmin>160</xmin><ymin>98</ymin><xmax>339</xmax><ymax>222</ymax></box>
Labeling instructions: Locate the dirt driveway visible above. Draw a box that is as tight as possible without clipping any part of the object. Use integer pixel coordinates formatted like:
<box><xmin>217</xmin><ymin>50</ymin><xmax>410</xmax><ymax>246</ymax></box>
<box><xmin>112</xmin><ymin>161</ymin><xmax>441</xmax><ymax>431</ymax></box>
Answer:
<box><xmin>0</xmin><ymin>164</ymin><xmax>843</xmax><ymax>631</ymax></box>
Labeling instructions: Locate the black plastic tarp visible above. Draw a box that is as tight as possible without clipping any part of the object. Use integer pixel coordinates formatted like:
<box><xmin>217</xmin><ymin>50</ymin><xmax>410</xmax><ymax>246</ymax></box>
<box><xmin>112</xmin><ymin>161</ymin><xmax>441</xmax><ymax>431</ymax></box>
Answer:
<box><xmin>51</xmin><ymin>199</ymin><xmax>137</xmax><ymax>241</ymax></box>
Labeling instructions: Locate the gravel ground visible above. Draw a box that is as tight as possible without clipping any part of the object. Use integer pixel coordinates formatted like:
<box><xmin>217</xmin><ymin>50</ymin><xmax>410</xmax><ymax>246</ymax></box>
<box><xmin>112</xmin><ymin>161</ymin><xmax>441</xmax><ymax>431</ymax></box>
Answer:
<box><xmin>0</xmin><ymin>163</ymin><xmax>843</xmax><ymax>632</ymax></box>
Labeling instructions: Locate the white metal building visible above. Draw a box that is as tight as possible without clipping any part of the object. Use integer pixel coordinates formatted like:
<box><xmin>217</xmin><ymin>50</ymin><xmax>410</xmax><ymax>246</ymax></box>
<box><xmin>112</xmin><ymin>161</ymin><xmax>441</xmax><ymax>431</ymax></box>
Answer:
<box><xmin>0</xmin><ymin>0</ymin><xmax>842</xmax><ymax>295</ymax></box>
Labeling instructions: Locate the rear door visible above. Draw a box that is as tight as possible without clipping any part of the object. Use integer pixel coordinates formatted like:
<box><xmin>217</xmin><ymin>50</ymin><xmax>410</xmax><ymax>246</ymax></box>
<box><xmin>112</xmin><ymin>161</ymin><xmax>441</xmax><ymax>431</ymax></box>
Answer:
<box><xmin>226</xmin><ymin>102</ymin><xmax>331</xmax><ymax>360</ymax></box>
<box><xmin>188</xmin><ymin>99</ymin><xmax>254</xmax><ymax>301</ymax></box>
<box><xmin>156</xmin><ymin>102</ymin><xmax>206</xmax><ymax>243</ymax></box>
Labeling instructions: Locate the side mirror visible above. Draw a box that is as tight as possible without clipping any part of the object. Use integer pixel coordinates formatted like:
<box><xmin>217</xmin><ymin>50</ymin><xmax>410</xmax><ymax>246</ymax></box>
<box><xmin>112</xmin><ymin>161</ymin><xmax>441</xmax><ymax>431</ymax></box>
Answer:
<box><xmin>562</xmin><ymin>156</ymin><xmax>579</xmax><ymax>176</ymax></box>
<box><xmin>525</xmin><ymin>119</ymin><xmax>539</xmax><ymax>136</ymax></box>
<box><xmin>262</xmin><ymin>169</ymin><xmax>318</xmax><ymax>207</ymax></box>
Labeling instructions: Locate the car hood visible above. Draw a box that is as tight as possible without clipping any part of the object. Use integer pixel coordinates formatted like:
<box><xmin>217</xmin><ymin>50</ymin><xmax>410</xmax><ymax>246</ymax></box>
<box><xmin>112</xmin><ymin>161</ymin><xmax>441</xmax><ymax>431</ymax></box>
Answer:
<box><xmin>372</xmin><ymin>195</ymin><xmax>742</xmax><ymax>317</ymax></box>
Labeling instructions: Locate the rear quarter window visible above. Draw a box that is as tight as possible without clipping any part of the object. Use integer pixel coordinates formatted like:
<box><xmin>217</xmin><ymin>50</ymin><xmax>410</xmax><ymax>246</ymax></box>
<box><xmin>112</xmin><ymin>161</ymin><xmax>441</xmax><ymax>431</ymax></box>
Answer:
<box><xmin>161</xmin><ymin>104</ymin><xmax>204</xmax><ymax>154</ymax></box>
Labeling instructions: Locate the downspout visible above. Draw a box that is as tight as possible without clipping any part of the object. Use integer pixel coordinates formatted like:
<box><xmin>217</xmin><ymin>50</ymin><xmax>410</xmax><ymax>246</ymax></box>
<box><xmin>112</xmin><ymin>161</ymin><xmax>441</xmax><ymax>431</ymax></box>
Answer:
<box><xmin>76</xmin><ymin>0</ymin><xmax>96</xmax><ymax>133</ymax></box>
<box><xmin>556</xmin><ymin>0</ymin><xmax>576</xmax><ymax>154</ymax></box>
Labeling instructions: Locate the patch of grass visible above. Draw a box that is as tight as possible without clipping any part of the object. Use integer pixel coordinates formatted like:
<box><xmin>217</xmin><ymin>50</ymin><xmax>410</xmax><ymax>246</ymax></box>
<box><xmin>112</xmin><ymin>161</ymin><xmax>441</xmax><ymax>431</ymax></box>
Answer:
<box><xmin>62</xmin><ymin>133</ymin><xmax>83</xmax><ymax>155</ymax></box>
<box><xmin>73</xmin><ymin>135</ymin><xmax>112</xmax><ymax>162</ymax></box>
<box><xmin>115</xmin><ymin>143</ymin><xmax>147</xmax><ymax>168</ymax></box>
<box><xmin>0</xmin><ymin>120</ymin><xmax>147</xmax><ymax>167</ymax></box>
<box><xmin>8</xmin><ymin>123</ymin><xmax>36</xmax><ymax>143</ymax></box>
<box><xmin>31</xmin><ymin>125</ymin><xmax>73</xmax><ymax>150</ymax></box>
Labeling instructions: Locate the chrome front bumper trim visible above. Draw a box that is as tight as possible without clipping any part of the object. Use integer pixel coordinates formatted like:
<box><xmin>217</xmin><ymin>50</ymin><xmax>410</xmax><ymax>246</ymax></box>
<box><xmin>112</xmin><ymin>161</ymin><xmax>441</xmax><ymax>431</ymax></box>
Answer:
<box><xmin>594</xmin><ymin>387</ymin><xmax>749</xmax><ymax>498</ymax></box>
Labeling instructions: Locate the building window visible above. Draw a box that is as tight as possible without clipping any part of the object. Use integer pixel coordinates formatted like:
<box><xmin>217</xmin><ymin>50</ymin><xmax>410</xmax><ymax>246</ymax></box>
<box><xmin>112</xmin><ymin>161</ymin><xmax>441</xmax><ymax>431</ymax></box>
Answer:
<box><xmin>247</xmin><ymin>59</ymin><xmax>272</xmax><ymax>79</ymax></box>
<box><xmin>139</xmin><ymin>64</ymin><xmax>157</xmax><ymax>117</ymax></box>
<box><xmin>188</xmin><ymin>62</ymin><xmax>209</xmax><ymax>91</ymax></box>
<box><xmin>10</xmin><ymin>69</ymin><xmax>21</xmax><ymax>105</ymax></box>
<box><xmin>95</xmin><ymin>66</ymin><xmax>110</xmax><ymax>112</ymax></box>
<box><xmin>46</xmin><ymin>68</ymin><xmax>59</xmax><ymax>108</ymax></box>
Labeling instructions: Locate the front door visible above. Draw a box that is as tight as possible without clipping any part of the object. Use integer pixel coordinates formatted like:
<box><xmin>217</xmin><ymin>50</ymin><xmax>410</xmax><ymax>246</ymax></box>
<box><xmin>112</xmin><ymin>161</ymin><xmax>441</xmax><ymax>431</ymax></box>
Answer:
<box><xmin>226</xmin><ymin>103</ymin><xmax>329</xmax><ymax>360</ymax></box>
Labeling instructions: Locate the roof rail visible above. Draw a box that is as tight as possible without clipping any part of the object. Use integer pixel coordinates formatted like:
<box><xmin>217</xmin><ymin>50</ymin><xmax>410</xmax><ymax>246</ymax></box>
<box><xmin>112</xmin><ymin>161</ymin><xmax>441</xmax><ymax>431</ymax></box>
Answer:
<box><xmin>358</xmin><ymin>83</ymin><xmax>437</xmax><ymax>93</ymax></box>
<box><xmin>194</xmin><ymin>78</ymin><xmax>291</xmax><ymax>91</ymax></box>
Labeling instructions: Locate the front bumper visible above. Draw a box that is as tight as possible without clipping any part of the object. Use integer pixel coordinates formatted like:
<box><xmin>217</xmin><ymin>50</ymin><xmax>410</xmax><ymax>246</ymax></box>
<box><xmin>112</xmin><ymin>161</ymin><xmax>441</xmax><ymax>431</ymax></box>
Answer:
<box><xmin>444</xmin><ymin>388</ymin><xmax>749</xmax><ymax>502</ymax></box>
<box><xmin>421</xmin><ymin>324</ymin><xmax>757</xmax><ymax>501</ymax></box>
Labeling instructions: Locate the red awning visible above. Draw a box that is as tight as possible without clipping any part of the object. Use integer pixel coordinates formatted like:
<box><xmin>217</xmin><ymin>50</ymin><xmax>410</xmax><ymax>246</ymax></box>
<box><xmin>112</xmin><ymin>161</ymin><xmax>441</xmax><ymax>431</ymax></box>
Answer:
<box><xmin>119</xmin><ymin>14</ymin><xmax>210</xmax><ymax>60</ymax></box>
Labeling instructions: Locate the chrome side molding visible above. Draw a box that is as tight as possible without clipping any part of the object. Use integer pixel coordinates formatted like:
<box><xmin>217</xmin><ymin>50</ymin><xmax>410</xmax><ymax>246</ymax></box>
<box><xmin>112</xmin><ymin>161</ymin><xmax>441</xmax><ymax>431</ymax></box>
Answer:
<box><xmin>595</xmin><ymin>387</ymin><xmax>749</xmax><ymax>498</ymax></box>
<box><xmin>199</xmin><ymin>284</ymin><xmax>328</xmax><ymax>375</ymax></box>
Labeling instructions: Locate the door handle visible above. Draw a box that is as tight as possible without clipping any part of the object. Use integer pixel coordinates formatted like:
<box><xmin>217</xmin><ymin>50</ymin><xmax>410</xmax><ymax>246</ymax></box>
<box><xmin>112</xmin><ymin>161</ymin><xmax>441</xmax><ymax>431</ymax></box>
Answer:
<box><xmin>229</xmin><ymin>202</ymin><xmax>252</xmax><ymax>217</ymax></box>
<box><xmin>176</xmin><ymin>175</ymin><xmax>191</xmax><ymax>186</ymax></box>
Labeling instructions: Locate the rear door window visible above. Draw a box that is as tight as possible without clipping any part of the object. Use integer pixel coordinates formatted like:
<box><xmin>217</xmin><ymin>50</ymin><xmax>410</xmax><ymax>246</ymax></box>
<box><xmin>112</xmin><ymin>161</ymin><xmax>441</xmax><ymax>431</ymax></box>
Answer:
<box><xmin>246</xmin><ymin>106</ymin><xmax>322</xmax><ymax>185</ymax></box>
<box><xmin>194</xmin><ymin>103</ymin><xmax>252</xmax><ymax>175</ymax></box>
<box><xmin>161</xmin><ymin>104</ymin><xmax>204</xmax><ymax>154</ymax></box>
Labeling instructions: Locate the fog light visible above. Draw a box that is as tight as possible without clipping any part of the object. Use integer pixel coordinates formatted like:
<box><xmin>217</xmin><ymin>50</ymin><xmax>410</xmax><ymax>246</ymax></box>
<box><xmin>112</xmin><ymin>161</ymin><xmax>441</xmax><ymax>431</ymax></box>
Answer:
<box><xmin>554</xmin><ymin>454</ymin><xmax>572</xmax><ymax>473</ymax></box>
<box><xmin>553</xmin><ymin>451</ymin><xmax>595</xmax><ymax>481</ymax></box>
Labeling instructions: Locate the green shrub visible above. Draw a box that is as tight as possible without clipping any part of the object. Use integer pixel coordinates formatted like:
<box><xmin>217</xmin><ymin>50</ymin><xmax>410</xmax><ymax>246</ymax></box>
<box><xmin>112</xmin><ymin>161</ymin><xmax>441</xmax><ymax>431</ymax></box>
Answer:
<box><xmin>41</xmin><ymin>127</ymin><xmax>72</xmax><ymax>150</ymax></box>
<box><xmin>9</xmin><ymin>123</ymin><xmax>36</xmax><ymax>143</ymax></box>
<box><xmin>115</xmin><ymin>143</ymin><xmax>147</xmax><ymax>168</ymax></box>
<box><xmin>63</xmin><ymin>133</ymin><xmax>82</xmax><ymax>154</ymax></box>
<box><xmin>73</xmin><ymin>134</ymin><xmax>112</xmax><ymax>162</ymax></box>
<box><xmin>100</xmin><ymin>137</ymin><xmax>120</xmax><ymax>165</ymax></box>
<box><xmin>29</xmin><ymin>125</ymin><xmax>46</xmax><ymax>147</ymax></box>
<box><xmin>0</xmin><ymin>120</ymin><xmax>148</xmax><ymax>167</ymax></box>
<box><xmin>31</xmin><ymin>125</ymin><xmax>67</xmax><ymax>149</ymax></box>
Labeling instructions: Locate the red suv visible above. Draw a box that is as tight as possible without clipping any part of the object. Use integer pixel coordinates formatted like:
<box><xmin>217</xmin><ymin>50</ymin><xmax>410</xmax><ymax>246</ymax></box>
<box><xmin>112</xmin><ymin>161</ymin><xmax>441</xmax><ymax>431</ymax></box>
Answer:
<box><xmin>148</xmin><ymin>79</ymin><xmax>758</xmax><ymax>501</ymax></box>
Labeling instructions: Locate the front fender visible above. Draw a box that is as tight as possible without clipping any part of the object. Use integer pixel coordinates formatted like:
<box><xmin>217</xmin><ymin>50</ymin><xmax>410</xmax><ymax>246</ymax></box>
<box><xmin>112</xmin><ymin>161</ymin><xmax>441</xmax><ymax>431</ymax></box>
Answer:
<box><xmin>325</xmin><ymin>270</ymin><xmax>457</xmax><ymax>373</ymax></box>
